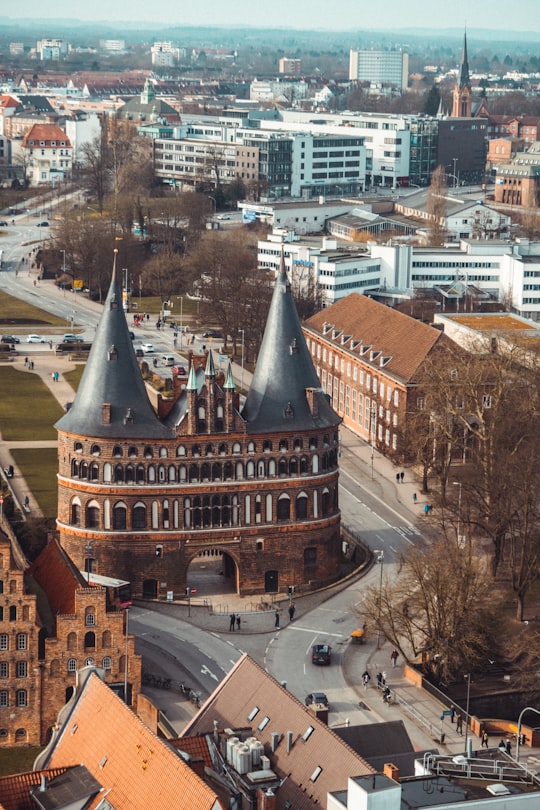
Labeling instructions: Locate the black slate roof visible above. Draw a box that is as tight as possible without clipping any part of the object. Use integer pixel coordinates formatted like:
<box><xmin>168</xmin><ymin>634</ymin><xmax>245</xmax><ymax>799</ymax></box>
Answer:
<box><xmin>241</xmin><ymin>258</ymin><xmax>341</xmax><ymax>434</ymax></box>
<box><xmin>55</xmin><ymin>266</ymin><xmax>172</xmax><ymax>440</ymax></box>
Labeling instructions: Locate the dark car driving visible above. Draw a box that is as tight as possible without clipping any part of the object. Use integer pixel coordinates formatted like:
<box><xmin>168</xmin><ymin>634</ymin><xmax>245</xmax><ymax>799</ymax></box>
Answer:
<box><xmin>305</xmin><ymin>691</ymin><xmax>328</xmax><ymax>707</ymax></box>
<box><xmin>311</xmin><ymin>644</ymin><xmax>332</xmax><ymax>665</ymax></box>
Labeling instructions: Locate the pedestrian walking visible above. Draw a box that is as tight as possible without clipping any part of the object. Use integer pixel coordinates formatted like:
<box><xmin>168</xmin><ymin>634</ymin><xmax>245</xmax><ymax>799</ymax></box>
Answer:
<box><xmin>449</xmin><ymin>705</ymin><xmax>455</xmax><ymax>723</ymax></box>
<box><xmin>288</xmin><ymin>602</ymin><xmax>296</xmax><ymax>621</ymax></box>
<box><xmin>396</xmin><ymin>473</ymin><xmax>400</xmax><ymax>484</ymax></box>
<box><xmin>381</xmin><ymin>671</ymin><xmax>387</xmax><ymax>685</ymax></box>
<box><xmin>229</xmin><ymin>613</ymin><xmax>236</xmax><ymax>632</ymax></box>
<box><xmin>30</xmin><ymin>361</ymin><xmax>34</xmax><ymax>370</ymax></box>
<box><xmin>362</xmin><ymin>670</ymin><xmax>370</xmax><ymax>688</ymax></box>
<box><xmin>236</xmin><ymin>615</ymin><xmax>241</xmax><ymax>631</ymax></box>
<box><xmin>390</xmin><ymin>649</ymin><xmax>398</xmax><ymax>668</ymax></box>
<box><xmin>498</xmin><ymin>739</ymin><xmax>506</xmax><ymax>750</ymax></box>
<box><xmin>24</xmin><ymin>357</ymin><xmax>28</xmax><ymax>367</ymax></box>
<box><xmin>456</xmin><ymin>713</ymin><xmax>463</xmax><ymax>735</ymax></box>
<box><xmin>376</xmin><ymin>672</ymin><xmax>383</xmax><ymax>689</ymax></box>
<box><xmin>482</xmin><ymin>731</ymin><xmax>489</xmax><ymax>748</ymax></box>
<box><xmin>424</xmin><ymin>503</ymin><xmax>430</xmax><ymax>515</ymax></box>
<box><xmin>412</xmin><ymin>492</ymin><xmax>417</xmax><ymax>504</ymax></box>
<box><xmin>382</xmin><ymin>686</ymin><xmax>391</xmax><ymax>703</ymax></box>
<box><xmin>400</xmin><ymin>471</ymin><xmax>404</xmax><ymax>482</ymax></box>
<box><xmin>49</xmin><ymin>340</ymin><xmax>53</xmax><ymax>350</ymax></box>
<box><xmin>505</xmin><ymin>739</ymin><xmax>512</xmax><ymax>756</ymax></box>
<box><xmin>274</xmin><ymin>609</ymin><xmax>280</xmax><ymax>629</ymax></box>
<box><xmin>24</xmin><ymin>496</ymin><xmax>29</xmax><ymax>509</ymax></box>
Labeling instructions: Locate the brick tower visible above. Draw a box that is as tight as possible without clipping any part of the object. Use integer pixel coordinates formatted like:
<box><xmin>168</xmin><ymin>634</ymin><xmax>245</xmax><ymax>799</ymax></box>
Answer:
<box><xmin>452</xmin><ymin>31</ymin><xmax>472</xmax><ymax>118</ymax></box>
<box><xmin>55</xmin><ymin>256</ymin><xmax>342</xmax><ymax>598</ymax></box>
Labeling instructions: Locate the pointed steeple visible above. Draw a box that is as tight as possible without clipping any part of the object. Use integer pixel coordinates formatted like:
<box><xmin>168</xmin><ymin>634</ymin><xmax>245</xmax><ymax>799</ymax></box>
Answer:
<box><xmin>452</xmin><ymin>29</ymin><xmax>472</xmax><ymax>118</ymax></box>
<box><xmin>55</xmin><ymin>253</ymin><xmax>171</xmax><ymax>439</ymax></box>
<box><xmin>204</xmin><ymin>349</ymin><xmax>216</xmax><ymax>378</ymax></box>
<box><xmin>242</xmin><ymin>252</ymin><xmax>340</xmax><ymax>434</ymax></box>
<box><xmin>223</xmin><ymin>361</ymin><xmax>236</xmax><ymax>390</ymax></box>
<box><xmin>458</xmin><ymin>31</ymin><xmax>471</xmax><ymax>90</ymax></box>
<box><xmin>186</xmin><ymin>363</ymin><xmax>198</xmax><ymax>390</ymax></box>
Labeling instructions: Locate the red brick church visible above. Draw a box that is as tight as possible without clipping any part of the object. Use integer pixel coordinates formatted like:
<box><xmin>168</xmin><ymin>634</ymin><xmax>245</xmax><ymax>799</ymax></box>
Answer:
<box><xmin>55</xmin><ymin>258</ymin><xmax>342</xmax><ymax>599</ymax></box>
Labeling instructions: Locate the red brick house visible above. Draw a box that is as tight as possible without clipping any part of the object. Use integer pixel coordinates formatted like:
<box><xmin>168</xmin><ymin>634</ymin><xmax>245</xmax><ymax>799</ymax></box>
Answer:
<box><xmin>0</xmin><ymin>531</ymin><xmax>141</xmax><ymax>747</ymax></box>
<box><xmin>55</xmin><ymin>257</ymin><xmax>342</xmax><ymax>599</ymax></box>
<box><xmin>303</xmin><ymin>294</ymin><xmax>454</xmax><ymax>460</ymax></box>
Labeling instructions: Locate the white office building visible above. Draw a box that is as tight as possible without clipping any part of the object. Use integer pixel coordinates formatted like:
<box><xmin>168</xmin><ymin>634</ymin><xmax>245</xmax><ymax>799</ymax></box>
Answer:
<box><xmin>349</xmin><ymin>49</ymin><xmax>409</xmax><ymax>91</ymax></box>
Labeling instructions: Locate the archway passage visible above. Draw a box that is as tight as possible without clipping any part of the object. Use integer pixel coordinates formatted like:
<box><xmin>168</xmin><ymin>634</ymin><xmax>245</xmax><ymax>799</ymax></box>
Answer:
<box><xmin>186</xmin><ymin>548</ymin><xmax>238</xmax><ymax>599</ymax></box>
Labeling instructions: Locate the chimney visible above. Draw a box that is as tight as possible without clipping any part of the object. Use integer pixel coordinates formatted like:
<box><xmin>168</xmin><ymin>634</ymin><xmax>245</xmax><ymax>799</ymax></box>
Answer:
<box><xmin>102</xmin><ymin>403</ymin><xmax>111</xmax><ymax>424</ymax></box>
<box><xmin>270</xmin><ymin>732</ymin><xmax>280</xmax><ymax>752</ymax></box>
<box><xmin>305</xmin><ymin>388</ymin><xmax>319</xmax><ymax>417</ymax></box>
<box><xmin>257</xmin><ymin>787</ymin><xmax>277</xmax><ymax>810</ymax></box>
<box><xmin>384</xmin><ymin>763</ymin><xmax>400</xmax><ymax>782</ymax></box>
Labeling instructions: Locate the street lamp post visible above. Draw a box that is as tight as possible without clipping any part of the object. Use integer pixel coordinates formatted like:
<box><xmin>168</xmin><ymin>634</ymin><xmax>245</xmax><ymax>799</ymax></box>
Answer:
<box><xmin>516</xmin><ymin>706</ymin><xmax>540</xmax><ymax>761</ymax></box>
<box><xmin>453</xmin><ymin>481</ymin><xmax>463</xmax><ymax>546</ymax></box>
<box><xmin>239</xmin><ymin>329</ymin><xmax>245</xmax><ymax>392</ymax></box>
<box><xmin>373</xmin><ymin>549</ymin><xmax>384</xmax><ymax>649</ymax></box>
<box><xmin>464</xmin><ymin>673</ymin><xmax>471</xmax><ymax>751</ymax></box>
<box><xmin>452</xmin><ymin>157</ymin><xmax>459</xmax><ymax>188</ymax></box>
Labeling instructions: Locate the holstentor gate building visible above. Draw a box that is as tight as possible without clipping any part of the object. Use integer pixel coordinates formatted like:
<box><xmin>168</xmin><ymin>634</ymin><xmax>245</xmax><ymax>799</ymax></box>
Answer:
<box><xmin>55</xmin><ymin>258</ymin><xmax>342</xmax><ymax>598</ymax></box>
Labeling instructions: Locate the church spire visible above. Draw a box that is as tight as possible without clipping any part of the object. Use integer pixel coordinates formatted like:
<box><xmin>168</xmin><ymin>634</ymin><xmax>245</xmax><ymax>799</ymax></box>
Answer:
<box><xmin>451</xmin><ymin>29</ymin><xmax>472</xmax><ymax>118</ymax></box>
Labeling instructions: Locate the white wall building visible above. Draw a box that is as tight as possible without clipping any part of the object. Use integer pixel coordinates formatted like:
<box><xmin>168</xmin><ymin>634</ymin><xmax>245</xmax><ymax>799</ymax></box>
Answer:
<box><xmin>349</xmin><ymin>49</ymin><xmax>409</xmax><ymax>91</ymax></box>
<box><xmin>151</xmin><ymin>42</ymin><xmax>182</xmax><ymax>68</ymax></box>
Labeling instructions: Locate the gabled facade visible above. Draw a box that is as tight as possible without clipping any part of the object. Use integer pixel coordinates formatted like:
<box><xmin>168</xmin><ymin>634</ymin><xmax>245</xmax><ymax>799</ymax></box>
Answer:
<box><xmin>55</xmin><ymin>258</ymin><xmax>342</xmax><ymax>599</ymax></box>
<box><xmin>0</xmin><ymin>532</ymin><xmax>141</xmax><ymax>747</ymax></box>
<box><xmin>20</xmin><ymin>122</ymin><xmax>72</xmax><ymax>185</ymax></box>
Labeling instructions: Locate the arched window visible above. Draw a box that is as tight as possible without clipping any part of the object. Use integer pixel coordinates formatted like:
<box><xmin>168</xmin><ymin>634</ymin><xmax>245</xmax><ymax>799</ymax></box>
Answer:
<box><xmin>91</xmin><ymin>444</ymin><xmax>101</xmax><ymax>456</ymax></box>
<box><xmin>257</xmin><ymin>460</ymin><xmax>265</xmax><ymax>477</ymax></box>
<box><xmin>263</xmin><ymin>440</ymin><xmax>272</xmax><ymax>453</ymax></box>
<box><xmin>278</xmin><ymin>458</ymin><xmax>288</xmax><ymax>476</ymax></box>
<box><xmin>85</xmin><ymin>606</ymin><xmax>95</xmax><ymax>626</ymax></box>
<box><xmin>268</xmin><ymin>459</ymin><xmax>276</xmax><ymax>476</ymax></box>
<box><xmin>144</xmin><ymin>446</ymin><xmax>153</xmax><ymax>459</ymax></box>
<box><xmin>159</xmin><ymin>447</ymin><xmax>168</xmax><ymax>458</ymax></box>
<box><xmin>152</xmin><ymin>501</ymin><xmax>159</xmax><ymax>529</ymax></box>
<box><xmin>79</xmin><ymin>461</ymin><xmax>88</xmax><ymax>479</ymax></box>
<box><xmin>189</xmin><ymin>463</ymin><xmax>198</xmax><ymax>482</ymax></box>
<box><xmin>247</xmin><ymin>441</ymin><xmax>256</xmax><ymax>454</ymax></box>
<box><xmin>67</xmin><ymin>632</ymin><xmax>77</xmax><ymax>651</ymax></box>
<box><xmin>255</xmin><ymin>494</ymin><xmax>262</xmax><ymax>524</ymax></box>
<box><xmin>103</xmin><ymin>462</ymin><xmax>112</xmax><ymax>482</ymax></box>
<box><xmin>158</xmin><ymin>465</ymin><xmax>166</xmax><ymax>483</ymax></box>
<box><xmin>296</xmin><ymin>492</ymin><xmax>308</xmax><ymax>520</ymax></box>
<box><xmin>136</xmin><ymin>464</ymin><xmax>146</xmax><ymax>484</ymax></box>
<box><xmin>266</xmin><ymin>493</ymin><xmax>273</xmax><ymax>522</ymax></box>
<box><xmin>132</xmin><ymin>503</ymin><xmax>146</xmax><ymax>530</ymax></box>
<box><xmin>84</xmin><ymin>631</ymin><xmax>96</xmax><ymax>649</ymax></box>
<box><xmin>277</xmin><ymin>493</ymin><xmax>291</xmax><ymax>520</ymax></box>
<box><xmin>125</xmin><ymin>464</ymin><xmax>135</xmax><ymax>483</ymax></box>
<box><xmin>16</xmin><ymin>690</ymin><xmax>27</xmax><ymax>707</ymax></box>
<box><xmin>128</xmin><ymin>446</ymin><xmax>138</xmax><ymax>458</ymax></box>
<box><xmin>74</xmin><ymin>441</ymin><xmax>83</xmax><ymax>453</ymax></box>
<box><xmin>48</xmin><ymin>660</ymin><xmax>59</xmax><ymax>678</ymax></box>
<box><xmin>290</xmin><ymin>456</ymin><xmax>298</xmax><ymax>475</ymax></box>
<box><xmin>113</xmin><ymin>503</ymin><xmax>127</xmax><ymax>530</ymax></box>
<box><xmin>201</xmin><ymin>463</ymin><xmax>210</xmax><ymax>481</ymax></box>
<box><xmin>89</xmin><ymin>462</ymin><xmax>99</xmax><ymax>481</ymax></box>
<box><xmin>9</xmin><ymin>606</ymin><xmax>16</xmax><ymax>622</ymax></box>
<box><xmin>112</xmin><ymin>445</ymin><xmax>122</xmax><ymax>457</ymax></box>
<box><xmin>147</xmin><ymin>465</ymin><xmax>156</xmax><ymax>483</ymax></box>
<box><xmin>212</xmin><ymin>462</ymin><xmax>222</xmax><ymax>481</ymax></box>
<box><xmin>312</xmin><ymin>454</ymin><xmax>319</xmax><ymax>474</ymax></box>
<box><xmin>114</xmin><ymin>464</ymin><xmax>124</xmax><ymax>483</ymax></box>
<box><xmin>102</xmin><ymin>656</ymin><xmax>112</xmax><ymax>670</ymax></box>
<box><xmin>71</xmin><ymin>459</ymin><xmax>79</xmax><ymax>477</ymax></box>
<box><xmin>294</xmin><ymin>437</ymin><xmax>303</xmax><ymax>451</ymax></box>
<box><xmin>321</xmin><ymin>488</ymin><xmax>330</xmax><ymax>516</ymax></box>
<box><xmin>192</xmin><ymin>444</ymin><xmax>201</xmax><ymax>457</ymax></box>
<box><xmin>197</xmin><ymin>404</ymin><xmax>206</xmax><ymax>431</ymax></box>
<box><xmin>300</xmin><ymin>456</ymin><xmax>308</xmax><ymax>474</ymax></box>
<box><xmin>84</xmin><ymin>657</ymin><xmax>95</xmax><ymax>667</ymax></box>
<box><xmin>179</xmin><ymin>465</ymin><xmax>187</xmax><ymax>482</ymax></box>
<box><xmin>279</xmin><ymin>439</ymin><xmax>289</xmax><ymax>452</ymax></box>
<box><xmin>67</xmin><ymin>658</ymin><xmax>77</xmax><ymax>672</ymax></box>
<box><xmin>102</xmin><ymin>631</ymin><xmax>111</xmax><ymax>648</ymax></box>
<box><xmin>168</xmin><ymin>465</ymin><xmax>176</xmax><ymax>482</ymax></box>
<box><xmin>86</xmin><ymin>501</ymin><xmax>99</xmax><ymax>529</ymax></box>
<box><xmin>233</xmin><ymin>461</ymin><xmax>242</xmax><ymax>480</ymax></box>
<box><xmin>219</xmin><ymin>443</ymin><xmax>228</xmax><ymax>456</ymax></box>
<box><xmin>205</xmin><ymin>443</ymin><xmax>214</xmax><ymax>456</ymax></box>
<box><xmin>232</xmin><ymin>442</ymin><xmax>241</xmax><ymax>455</ymax></box>
<box><xmin>246</xmin><ymin>460</ymin><xmax>255</xmax><ymax>479</ymax></box>
<box><xmin>0</xmin><ymin>634</ymin><xmax>7</xmax><ymax>651</ymax></box>
<box><xmin>176</xmin><ymin>445</ymin><xmax>186</xmax><ymax>457</ymax></box>
<box><xmin>70</xmin><ymin>500</ymin><xmax>81</xmax><ymax>526</ymax></box>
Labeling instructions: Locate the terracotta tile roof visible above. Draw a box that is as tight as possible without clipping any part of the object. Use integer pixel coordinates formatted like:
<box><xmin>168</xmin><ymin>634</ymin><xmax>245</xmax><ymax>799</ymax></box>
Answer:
<box><xmin>0</xmin><ymin>95</ymin><xmax>19</xmax><ymax>109</ymax></box>
<box><xmin>26</xmin><ymin>536</ymin><xmax>84</xmax><ymax>617</ymax></box>
<box><xmin>21</xmin><ymin>123</ymin><xmax>71</xmax><ymax>147</ymax></box>
<box><xmin>183</xmin><ymin>654</ymin><xmax>374</xmax><ymax>809</ymax></box>
<box><xmin>0</xmin><ymin>768</ymin><xmax>67</xmax><ymax>810</ymax></box>
<box><xmin>304</xmin><ymin>293</ymin><xmax>447</xmax><ymax>384</ymax></box>
<box><xmin>44</xmin><ymin>672</ymin><xmax>223</xmax><ymax>810</ymax></box>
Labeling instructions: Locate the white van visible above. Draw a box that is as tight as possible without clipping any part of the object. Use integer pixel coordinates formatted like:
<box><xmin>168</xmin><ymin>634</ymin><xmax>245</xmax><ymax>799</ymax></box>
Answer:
<box><xmin>161</xmin><ymin>355</ymin><xmax>175</xmax><ymax>366</ymax></box>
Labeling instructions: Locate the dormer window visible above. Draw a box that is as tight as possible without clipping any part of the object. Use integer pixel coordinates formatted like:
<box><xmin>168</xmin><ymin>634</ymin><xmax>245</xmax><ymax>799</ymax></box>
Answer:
<box><xmin>108</xmin><ymin>345</ymin><xmax>118</xmax><ymax>361</ymax></box>
<box><xmin>51</xmin><ymin>141</ymin><xmax>56</xmax><ymax>146</ymax></box>
<box><xmin>289</xmin><ymin>338</ymin><xmax>298</xmax><ymax>355</ymax></box>
<box><xmin>124</xmin><ymin>408</ymin><xmax>135</xmax><ymax>424</ymax></box>
<box><xmin>39</xmin><ymin>141</ymin><xmax>45</xmax><ymax>146</ymax></box>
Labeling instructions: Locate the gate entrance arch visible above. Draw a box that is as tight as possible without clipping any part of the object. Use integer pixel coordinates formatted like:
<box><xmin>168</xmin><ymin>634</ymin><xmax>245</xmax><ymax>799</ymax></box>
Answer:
<box><xmin>186</xmin><ymin>547</ymin><xmax>239</xmax><ymax>599</ymax></box>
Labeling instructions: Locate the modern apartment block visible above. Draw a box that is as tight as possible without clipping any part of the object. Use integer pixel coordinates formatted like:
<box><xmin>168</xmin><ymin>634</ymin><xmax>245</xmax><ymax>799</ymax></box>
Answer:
<box><xmin>349</xmin><ymin>49</ymin><xmax>409</xmax><ymax>91</ymax></box>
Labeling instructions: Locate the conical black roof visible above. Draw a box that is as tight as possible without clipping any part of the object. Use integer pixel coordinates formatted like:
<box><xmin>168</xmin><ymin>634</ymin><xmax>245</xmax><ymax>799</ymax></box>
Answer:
<box><xmin>458</xmin><ymin>31</ymin><xmax>471</xmax><ymax>89</ymax></box>
<box><xmin>242</xmin><ymin>260</ymin><xmax>340</xmax><ymax>434</ymax></box>
<box><xmin>55</xmin><ymin>264</ymin><xmax>172</xmax><ymax>440</ymax></box>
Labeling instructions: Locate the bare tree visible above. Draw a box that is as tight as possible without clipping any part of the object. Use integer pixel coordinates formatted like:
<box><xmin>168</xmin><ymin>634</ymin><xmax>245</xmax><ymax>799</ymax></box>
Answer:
<box><xmin>426</xmin><ymin>165</ymin><xmax>448</xmax><ymax>246</ymax></box>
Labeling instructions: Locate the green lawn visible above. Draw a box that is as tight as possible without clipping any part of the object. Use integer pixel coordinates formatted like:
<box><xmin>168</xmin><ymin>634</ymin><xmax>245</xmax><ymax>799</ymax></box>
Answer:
<box><xmin>10</xmin><ymin>448</ymin><xmax>58</xmax><ymax>518</ymax></box>
<box><xmin>0</xmin><ymin>290</ymin><xmax>67</xmax><ymax>330</ymax></box>
<box><xmin>0</xmin><ymin>746</ymin><xmax>44</xmax><ymax>777</ymax></box>
<box><xmin>0</xmin><ymin>367</ymin><xmax>63</xmax><ymax>441</ymax></box>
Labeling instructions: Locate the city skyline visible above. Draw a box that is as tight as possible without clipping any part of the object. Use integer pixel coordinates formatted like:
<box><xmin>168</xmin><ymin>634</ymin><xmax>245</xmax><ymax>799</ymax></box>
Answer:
<box><xmin>2</xmin><ymin>0</ymin><xmax>540</xmax><ymax>35</ymax></box>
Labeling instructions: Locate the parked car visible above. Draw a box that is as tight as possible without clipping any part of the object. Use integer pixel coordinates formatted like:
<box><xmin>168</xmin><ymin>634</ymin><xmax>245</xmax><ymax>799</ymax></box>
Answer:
<box><xmin>172</xmin><ymin>365</ymin><xmax>187</xmax><ymax>375</ymax></box>
<box><xmin>63</xmin><ymin>334</ymin><xmax>84</xmax><ymax>343</ymax></box>
<box><xmin>134</xmin><ymin>347</ymin><xmax>144</xmax><ymax>357</ymax></box>
<box><xmin>27</xmin><ymin>334</ymin><xmax>46</xmax><ymax>343</ymax></box>
<box><xmin>161</xmin><ymin>355</ymin><xmax>175</xmax><ymax>366</ymax></box>
<box><xmin>305</xmin><ymin>691</ymin><xmax>329</xmax><ymax>707</ymax></box>
<box><xmin>311</xmin><ymin>644</ymin><xmax>332</xmax><ymax>665</ymax></box>
<box><xmin>217</xmin><ymin>215</ymin><xmax>230</xmax><ymax>220</ymax></box>
<box><xmin>1</xmin><ymin>335</ymin><xmax>20</xmax><ymax>344</ymax></box>
<box><xmin>202</xmin><ymin>329</ymin><xmax>223</xmax><ymax>339</ymax></box>
<box><xmin>36</xmin><ymin>221</ymin><xmax>49</xmax><ymax>227</ymax></box>
<box><xmin>0</xmin><ymin>221</ymin><xmax>8</xmax><ymax>227</ymax></box>
<box><xmin>141</xmin><ymin>343</ymin><xmax>155</xmax><ymax>353</ymax></box>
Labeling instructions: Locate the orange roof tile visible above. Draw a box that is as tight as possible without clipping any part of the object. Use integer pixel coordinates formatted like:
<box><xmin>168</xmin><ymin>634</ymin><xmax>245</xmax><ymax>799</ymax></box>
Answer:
<box><xmin>305</xmin><ymin>293</ymin><xmax>446</xmax><ymax>383</ymax></box>
<box><xmin>21</xmin><ymin>123</ymin><xmax>71</xmax><ymax>147</ymax></box>
<box><xmin>44</xmin><ymin>672</ymin><xmax>223</xmax><ymax>810</ymax></box>
<box><xmin>0</xmin><ymin>768</ymin><xmax>68</xmax><ymax>810</ymax></box>
<box><xmin>183</xmin><ymin>654</ymin><xmax>374</xmax><ymax>810</ymax></box>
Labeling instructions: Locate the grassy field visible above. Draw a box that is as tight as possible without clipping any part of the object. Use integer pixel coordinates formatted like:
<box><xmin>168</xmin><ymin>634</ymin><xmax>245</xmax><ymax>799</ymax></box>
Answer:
<box><xmin>10</xmin><ymin>448</ymin><xmax>58</xmax><ymax>517</ymax></box>
<box><xmin>0</xmin><ymin>290</ymin><xmax>67</xmax><ymax>331</ymax></box>
<box><xmin>0</xmin><ymin>367</ymin><xmax>63</xmax><ymax>441</ymax></box>
<box><xmin>0</xmin><ymin>746</ymin><xmax>44</xmax><ymax>777</ymax></box>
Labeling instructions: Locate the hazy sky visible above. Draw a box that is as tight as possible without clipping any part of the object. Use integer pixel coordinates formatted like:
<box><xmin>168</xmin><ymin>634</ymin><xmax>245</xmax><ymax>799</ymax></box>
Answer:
<box><xmin>4</xmin><ymin>0</ymin><xmax>540</xmax><ymax>33</ymax></box>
